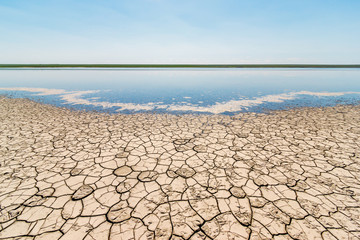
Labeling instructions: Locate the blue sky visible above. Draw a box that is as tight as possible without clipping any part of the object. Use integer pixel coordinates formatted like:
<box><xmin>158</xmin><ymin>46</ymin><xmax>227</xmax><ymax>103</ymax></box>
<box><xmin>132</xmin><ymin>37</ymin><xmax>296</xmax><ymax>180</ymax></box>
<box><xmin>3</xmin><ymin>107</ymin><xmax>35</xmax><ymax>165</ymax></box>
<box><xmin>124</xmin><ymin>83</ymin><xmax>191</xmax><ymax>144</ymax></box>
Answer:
<box><xmin>0</xmin><ymin>0</ymin><xmax>359</xmax><ymax>63</ymax></box>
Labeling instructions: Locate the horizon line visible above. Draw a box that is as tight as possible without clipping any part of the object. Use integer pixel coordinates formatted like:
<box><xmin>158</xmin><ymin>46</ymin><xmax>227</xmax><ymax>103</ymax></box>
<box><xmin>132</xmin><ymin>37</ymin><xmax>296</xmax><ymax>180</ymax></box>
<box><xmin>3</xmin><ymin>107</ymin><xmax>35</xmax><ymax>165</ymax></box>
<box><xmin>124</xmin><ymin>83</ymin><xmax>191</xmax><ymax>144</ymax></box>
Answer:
<box><xmin>1</xmin><ymin>64</ymin><xmax>360</xmax><ymax>69</ymax></box>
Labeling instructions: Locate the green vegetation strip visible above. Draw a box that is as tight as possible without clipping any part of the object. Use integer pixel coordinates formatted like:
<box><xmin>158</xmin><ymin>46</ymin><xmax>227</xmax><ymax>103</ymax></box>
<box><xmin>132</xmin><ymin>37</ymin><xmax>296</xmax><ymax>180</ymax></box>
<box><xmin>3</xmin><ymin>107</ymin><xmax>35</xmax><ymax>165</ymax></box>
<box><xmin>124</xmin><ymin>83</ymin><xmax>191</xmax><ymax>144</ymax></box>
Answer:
<box><xmin>1</xmin><ymin>64</ymin><xmax>360</xmax><ymax>68</ymax></box>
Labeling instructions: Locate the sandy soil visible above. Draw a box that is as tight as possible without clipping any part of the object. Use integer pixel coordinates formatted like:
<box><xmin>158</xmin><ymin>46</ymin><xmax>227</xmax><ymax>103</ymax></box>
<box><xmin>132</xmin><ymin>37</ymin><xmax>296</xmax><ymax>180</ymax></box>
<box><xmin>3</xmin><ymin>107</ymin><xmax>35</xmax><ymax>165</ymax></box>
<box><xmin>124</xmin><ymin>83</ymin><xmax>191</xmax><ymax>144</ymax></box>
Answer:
<box><xmin>0</xmin><ymin>97</ymin><xmax>359</xmax><ymax>239</ymax></box>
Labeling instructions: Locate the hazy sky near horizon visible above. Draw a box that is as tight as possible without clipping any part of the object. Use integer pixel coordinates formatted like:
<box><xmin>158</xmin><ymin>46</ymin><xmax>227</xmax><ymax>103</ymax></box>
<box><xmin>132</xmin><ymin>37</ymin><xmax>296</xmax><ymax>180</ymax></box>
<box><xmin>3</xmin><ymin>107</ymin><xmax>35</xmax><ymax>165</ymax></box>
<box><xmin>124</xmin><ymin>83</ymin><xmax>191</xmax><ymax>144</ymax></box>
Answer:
<box><xmin>1</xmin><ymin>0</ymin><xmax>360</xmax><ymax>64</ymax></box>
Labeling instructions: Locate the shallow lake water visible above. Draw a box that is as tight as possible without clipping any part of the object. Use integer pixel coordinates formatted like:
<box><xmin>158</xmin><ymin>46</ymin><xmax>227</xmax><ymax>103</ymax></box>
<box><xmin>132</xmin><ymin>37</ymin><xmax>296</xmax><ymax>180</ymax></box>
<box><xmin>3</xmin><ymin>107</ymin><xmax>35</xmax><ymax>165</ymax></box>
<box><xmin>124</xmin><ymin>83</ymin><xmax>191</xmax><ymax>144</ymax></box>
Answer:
<box><xmin>1</xmin><ymin>68</ymin><xmax>360</xmax><ymax>114</ymax></box>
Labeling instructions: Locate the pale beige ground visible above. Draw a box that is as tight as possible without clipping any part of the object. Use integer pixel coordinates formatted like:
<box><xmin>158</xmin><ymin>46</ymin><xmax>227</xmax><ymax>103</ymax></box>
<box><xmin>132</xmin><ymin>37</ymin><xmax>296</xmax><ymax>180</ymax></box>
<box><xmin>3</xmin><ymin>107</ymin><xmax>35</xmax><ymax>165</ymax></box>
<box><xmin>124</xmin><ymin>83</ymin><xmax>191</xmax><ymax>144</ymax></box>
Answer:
<box><xmin>0</xmin><ymin>97</ymin><xmax>359</xmax><ymax>240</ymax></box>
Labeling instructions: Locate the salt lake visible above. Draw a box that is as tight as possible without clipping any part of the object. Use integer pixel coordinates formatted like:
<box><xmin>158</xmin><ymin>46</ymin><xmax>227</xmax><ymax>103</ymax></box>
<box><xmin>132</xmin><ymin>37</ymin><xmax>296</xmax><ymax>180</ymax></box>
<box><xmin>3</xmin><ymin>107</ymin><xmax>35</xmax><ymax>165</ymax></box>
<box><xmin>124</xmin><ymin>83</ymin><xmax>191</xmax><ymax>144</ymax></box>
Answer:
<box><xmin>1</xmin><ymin>68</ymin><xmax>360</xmax><ymax>114</ymax></box>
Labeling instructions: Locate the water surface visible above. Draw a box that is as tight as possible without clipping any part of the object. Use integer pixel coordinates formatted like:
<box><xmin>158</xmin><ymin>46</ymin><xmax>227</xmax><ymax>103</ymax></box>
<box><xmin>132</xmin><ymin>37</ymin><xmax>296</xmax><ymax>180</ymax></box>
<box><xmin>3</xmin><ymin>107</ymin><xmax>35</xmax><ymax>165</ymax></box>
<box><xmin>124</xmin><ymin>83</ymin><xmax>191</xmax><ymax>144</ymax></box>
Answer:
<box><xmin>1</xmin><ymin>68</ymin><xmax>360</xmax><ymax>114</ymax></box>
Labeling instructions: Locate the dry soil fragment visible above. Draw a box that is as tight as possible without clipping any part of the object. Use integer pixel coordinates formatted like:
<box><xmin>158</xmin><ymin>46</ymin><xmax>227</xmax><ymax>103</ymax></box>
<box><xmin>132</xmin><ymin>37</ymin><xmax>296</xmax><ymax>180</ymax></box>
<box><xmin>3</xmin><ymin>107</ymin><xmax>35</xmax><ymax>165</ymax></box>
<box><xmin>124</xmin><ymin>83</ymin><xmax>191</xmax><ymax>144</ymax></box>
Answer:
<box><xmin>176</xmin><ymin>167</ymin><xmax>195</xmax><ymax>178</ymax></box>
<box><xmin>23</xmin><ymin>195</ymin><xmax>45</xmax><ymax>207</ymax></box>
<box><xmin>138</xmin><ymin>170</ymin><xmax>159</xmax><ymax>182</ymax></box>
<box><xmin>62</xmin><ymin>200</ymin><xmax>83</xmax><ymax>219</ymax></box>
<box><xmin>166</xmin><ymin>169</ymin><xmax>178</xmax><ymax>178</ymax></box>
<box><xmin>115</xmin><ymin>150</ymin><xmax>129</xmax><ymax>158</ymax></box>
<box><xmin>72</xmin><ymin>184</ymin><xmax>94</xmax><ymax>200</ymax></box>
<box><xmin>116</xmin><ymin>182</ymin><xmax>133</xmax><ymax>193</ymax></box>
<box><xmin>0</xmin><ymin>205</ymin><xmax>24</xmax><ymax>223</ymax></box>
<box><xmin>193</xmin><ymin>145</ymin><xmax>208</xmax><ymax>153</ymax></box>
<box><xmin>228</xmin><ymin>197</ymin><xmax>252</xmax><ymax>226</ymax></box>
<box><xmin>230</xmin><ymin>186</ymin><xmax>246</xmax><ymax>198</ymax></box>
<box><xmin>70</xmin><ymin>168</ymin><xmax>83</xmax><ymax>176</ymax></box>
<box><xmin>202</xmin><ymin>212</ymin><xmax>250</xmax><ymax>239</ymax></box>
<box><xmin>36</xmin><ymin>187</ymin><xmax>55</xmax><ymax>197</ymax></box>
<box><xmin>237</xmin><ymin>132</ymin><xmax>249</xmax><ymax>138</ymax></box>
<box><xmin>107</xmin><ymin>201</ymin><xmax>132</xmax><ymax>223</ymax></box>
<box><xmin>0</xmin><ymin>221</ymin><xmax>32</xmax><ymax>238</ymax></box>
<box><xmin>173</xmin><ymin>139</ymin><xmax>191</xmax><ymax>145</ymax></box>
<box><xmin>114</xmin><ymin>166</ymin><xmax>132</xmax><ymax>177</ymax></box>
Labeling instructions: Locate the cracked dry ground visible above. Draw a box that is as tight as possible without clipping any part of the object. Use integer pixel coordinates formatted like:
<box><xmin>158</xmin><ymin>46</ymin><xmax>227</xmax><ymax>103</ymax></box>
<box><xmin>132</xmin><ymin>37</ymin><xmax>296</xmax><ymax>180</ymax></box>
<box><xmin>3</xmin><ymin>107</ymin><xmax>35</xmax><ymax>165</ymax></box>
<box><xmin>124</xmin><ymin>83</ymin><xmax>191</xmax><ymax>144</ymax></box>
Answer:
<box><xmin>0</xmin><ymin>98</ymin><xmax>360</xmax><ymax>240</ymax></box>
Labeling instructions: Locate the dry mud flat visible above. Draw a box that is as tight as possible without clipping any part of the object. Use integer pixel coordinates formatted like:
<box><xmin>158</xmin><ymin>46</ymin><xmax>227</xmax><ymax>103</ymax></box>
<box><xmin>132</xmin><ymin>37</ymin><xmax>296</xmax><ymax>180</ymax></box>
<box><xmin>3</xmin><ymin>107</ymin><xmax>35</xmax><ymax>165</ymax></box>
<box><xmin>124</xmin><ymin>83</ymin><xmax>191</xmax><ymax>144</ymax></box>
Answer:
<box><xmin>0</xmin><ymin>97</ymin><xmax>359</xmax><ymax>240</ymax></box>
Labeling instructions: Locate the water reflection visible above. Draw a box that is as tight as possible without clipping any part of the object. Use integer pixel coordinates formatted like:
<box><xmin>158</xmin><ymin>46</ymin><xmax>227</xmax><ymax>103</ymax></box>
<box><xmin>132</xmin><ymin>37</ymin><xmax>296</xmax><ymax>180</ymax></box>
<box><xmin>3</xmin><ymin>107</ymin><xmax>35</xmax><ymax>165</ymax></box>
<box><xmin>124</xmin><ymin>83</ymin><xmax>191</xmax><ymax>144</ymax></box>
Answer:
<box><xmin>0</xmin><ymin>69</ymin><xmax>360</xmax><ymax>114</ymax></box>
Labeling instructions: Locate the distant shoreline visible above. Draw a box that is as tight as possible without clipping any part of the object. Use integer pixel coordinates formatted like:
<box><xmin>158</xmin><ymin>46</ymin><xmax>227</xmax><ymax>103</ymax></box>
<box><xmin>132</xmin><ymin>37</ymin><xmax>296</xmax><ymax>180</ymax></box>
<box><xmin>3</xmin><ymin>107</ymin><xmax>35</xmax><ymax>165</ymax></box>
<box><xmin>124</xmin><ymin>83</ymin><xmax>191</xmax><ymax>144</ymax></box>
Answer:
<box><xmin>1</xmin><ymin>64</ymin><xmax>360</xmax><ymax>69</ymax></box>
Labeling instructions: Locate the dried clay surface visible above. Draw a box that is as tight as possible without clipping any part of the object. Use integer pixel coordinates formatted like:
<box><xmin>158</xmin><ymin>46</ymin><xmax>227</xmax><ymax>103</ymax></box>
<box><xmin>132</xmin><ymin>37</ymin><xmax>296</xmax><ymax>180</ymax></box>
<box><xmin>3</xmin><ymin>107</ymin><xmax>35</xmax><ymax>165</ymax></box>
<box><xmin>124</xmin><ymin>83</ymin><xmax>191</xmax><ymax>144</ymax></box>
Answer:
<box><xmin>0</xmin><ymin>97</ymin><xmax>360</xmax><ymax>240</ymax></box>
